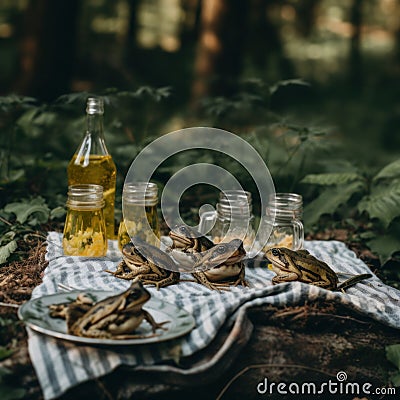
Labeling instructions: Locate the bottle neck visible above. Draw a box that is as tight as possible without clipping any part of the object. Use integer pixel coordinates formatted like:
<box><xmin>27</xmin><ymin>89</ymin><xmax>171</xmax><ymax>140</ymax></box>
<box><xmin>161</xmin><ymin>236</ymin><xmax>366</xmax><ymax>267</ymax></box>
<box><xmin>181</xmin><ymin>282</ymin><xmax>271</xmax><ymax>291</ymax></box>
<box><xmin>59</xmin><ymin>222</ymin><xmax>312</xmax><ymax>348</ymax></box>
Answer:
<box><xmin>82</xmin><ymin>113</ymin><xmax>109</xmax><ymax>156</ymax></box>
<box><xmin>87</xmin><ymin>113</ymin><xmax>104</xmax><ymax>137</ymax></box>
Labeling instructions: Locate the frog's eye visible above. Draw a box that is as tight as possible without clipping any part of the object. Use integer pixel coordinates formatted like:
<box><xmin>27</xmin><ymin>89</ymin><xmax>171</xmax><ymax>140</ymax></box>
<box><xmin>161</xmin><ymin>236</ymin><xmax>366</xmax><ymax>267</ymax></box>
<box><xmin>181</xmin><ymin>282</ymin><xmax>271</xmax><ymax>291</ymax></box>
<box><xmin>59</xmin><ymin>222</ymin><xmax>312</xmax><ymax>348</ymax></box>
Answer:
<box><xmin>130</xmin><ymin>288</ymin><xmax>142</xmax><ymax>299</ymax></box>
<box><xmin>217</xmin><ymin>245</ymin><xmax>226</xmax><ymax>253</ymax></box>
<box><xmin>271</xmin><ymin>249</ymin><xmax>280</xmax><ymax>257</ymax></box>
<box><xmin>179</xmin><ymin>226</ymin><xmax>186</xmax><ymax>233</ymax></box>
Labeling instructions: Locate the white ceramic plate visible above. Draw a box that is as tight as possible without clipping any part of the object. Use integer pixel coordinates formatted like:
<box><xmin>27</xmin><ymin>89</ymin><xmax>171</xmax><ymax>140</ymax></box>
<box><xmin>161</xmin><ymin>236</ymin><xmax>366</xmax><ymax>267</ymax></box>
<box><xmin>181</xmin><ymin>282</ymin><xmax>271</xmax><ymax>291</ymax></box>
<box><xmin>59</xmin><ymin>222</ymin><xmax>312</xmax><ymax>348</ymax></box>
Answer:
<box><xmin>18</xmin><ymin>290</ymin><xmax>195</xmax><ymax>346</ymax></box>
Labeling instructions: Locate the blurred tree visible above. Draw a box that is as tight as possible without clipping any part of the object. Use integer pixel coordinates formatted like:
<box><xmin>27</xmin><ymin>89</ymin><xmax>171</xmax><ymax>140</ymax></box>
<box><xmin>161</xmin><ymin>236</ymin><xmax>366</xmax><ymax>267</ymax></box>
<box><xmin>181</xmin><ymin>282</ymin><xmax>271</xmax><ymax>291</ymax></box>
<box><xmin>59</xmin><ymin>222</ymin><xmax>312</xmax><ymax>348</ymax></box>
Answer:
<box><xmin>295</xmin><ymin>0</ymin><xmax>321</xmax><ymax>38</ymax></box>
<box><xmin>13</xmin><ymin>0</ymin><xmax>79</xmax><ymax>100</ymax></box>
<box><xmin>191</xmin><ymin>0</ymin><xmax>247</xmax><ymax>106</ymax></box>
<box><xmin>349</xmin><ymin>0</ymin><xmax>363</xmax><ymax>88</ymax></box>
<box><xmin>248</xmin><ymin>0</ymin><xmax>294</xmax><ymax>77</ymax></box>
<box><xmin>180</xmin><ymin>0</ymin><xmax>202</xmax><ymax>47</ymax></box>
<box><xmin>124</xmin><ymin>0</ymin><xmax>140</xmax><ymax>67</ymax></box>
<box><xmin>395</xmin><ymin>0</ymin><xmax>400</xmax><ymax>66</ymax></box>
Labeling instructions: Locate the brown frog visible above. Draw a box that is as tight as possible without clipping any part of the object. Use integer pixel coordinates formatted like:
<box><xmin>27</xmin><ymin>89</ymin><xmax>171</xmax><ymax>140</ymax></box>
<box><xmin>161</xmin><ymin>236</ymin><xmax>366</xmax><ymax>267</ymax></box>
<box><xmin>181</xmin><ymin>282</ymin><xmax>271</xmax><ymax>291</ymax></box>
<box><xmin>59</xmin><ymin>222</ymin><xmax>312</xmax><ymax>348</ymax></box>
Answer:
<box><xmin>265</xmin><ymin>247</ymin><xmax>372</xmax><ymax>291</ymax></box>
<box><xmin>108</xmin><ymin>237</ymin><xmax>180</xmax><ymax>289</ymax></box>
<box><xmin>168</xmin><ymin>225</ymin><xmax>214</xmax><ymax>253</ymax></box>
<box><xmin>50</xmin><ymin>280</ymin><xmax>167</xmax><ymax>339</ymax></box>
<box><xmin>168</xmin><ymin>225</ymin><xmax>215</xmax><ymax>271</ymax></box>
<box><xmin>191</xmin><ymin>239</ymin><xmax>248</xmax><ymax>290</ymax></box>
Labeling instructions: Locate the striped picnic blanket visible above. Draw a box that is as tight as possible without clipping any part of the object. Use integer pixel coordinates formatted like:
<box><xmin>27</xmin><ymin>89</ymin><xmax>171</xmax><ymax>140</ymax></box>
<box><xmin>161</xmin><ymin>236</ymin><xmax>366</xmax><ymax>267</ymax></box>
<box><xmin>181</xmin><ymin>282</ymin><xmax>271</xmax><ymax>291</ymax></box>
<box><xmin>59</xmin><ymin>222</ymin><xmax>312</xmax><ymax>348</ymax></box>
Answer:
<box><xmin>27</xmin><ymin>232</ymin><xmax>400</xmax><ymax>399</ymax></box>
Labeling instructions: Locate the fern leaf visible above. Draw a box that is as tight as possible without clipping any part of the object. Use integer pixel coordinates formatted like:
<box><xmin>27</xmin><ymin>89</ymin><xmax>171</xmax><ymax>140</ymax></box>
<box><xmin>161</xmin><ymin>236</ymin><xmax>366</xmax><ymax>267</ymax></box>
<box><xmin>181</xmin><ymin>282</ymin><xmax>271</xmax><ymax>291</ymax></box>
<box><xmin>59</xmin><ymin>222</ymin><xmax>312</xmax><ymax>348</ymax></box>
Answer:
<box><xmin>358</xmin><ymin>182</ymin><xmax>400</xmax><ymax>228</ymax></box>
<box><xmin>304</xmin><ymin>181</ymin><xmax>365</xmax><ymax>226</ymax></box>
<box><xmin>367</xmin><ymin>234</ymin><xmax>400</xmax><ymax>265</ymax></box>
<box><xmin>301</xmin><ymin>173</ymin><xmax>363</xmax><ymax>186</ymax></box>
<box><xmin>373</xmin><ymin>159</ymin><xmax>400</xmax><ymax>182</ymax></box>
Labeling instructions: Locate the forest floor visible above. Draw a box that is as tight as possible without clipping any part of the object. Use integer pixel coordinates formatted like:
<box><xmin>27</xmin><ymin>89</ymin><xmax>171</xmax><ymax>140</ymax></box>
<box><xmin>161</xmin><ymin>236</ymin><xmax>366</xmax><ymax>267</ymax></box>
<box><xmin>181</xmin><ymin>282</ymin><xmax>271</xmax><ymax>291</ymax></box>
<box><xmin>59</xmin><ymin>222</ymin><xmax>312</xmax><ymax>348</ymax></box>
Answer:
<box><xmin>0</xmin><ymin>227</ymin><xmax>398</xmax><ymax>399</ymax></box>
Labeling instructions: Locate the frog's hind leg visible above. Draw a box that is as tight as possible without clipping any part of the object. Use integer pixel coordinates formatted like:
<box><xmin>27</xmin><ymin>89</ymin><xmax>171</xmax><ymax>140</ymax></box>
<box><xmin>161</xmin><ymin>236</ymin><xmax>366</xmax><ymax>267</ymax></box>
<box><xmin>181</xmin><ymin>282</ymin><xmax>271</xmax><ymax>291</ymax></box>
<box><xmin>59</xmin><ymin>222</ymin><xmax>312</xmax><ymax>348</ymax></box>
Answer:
<box><xmin>232</xmin><ymin>268</ymin><xmax>249</xmax><ymax>287</ymax></box>
<box><xmin>143</xmin><ymin>309</ymin><xmax>169</xmax><ymax>332</ymax></box>
<box><xmin>141</xmin><ymin>272</ymin><xmax>180</xmax><ymax>290</ymax></box>
<box><xmin>192</xmin><ymin>272</ymin><xmax>231</xmax><ymax>291</ymax></box>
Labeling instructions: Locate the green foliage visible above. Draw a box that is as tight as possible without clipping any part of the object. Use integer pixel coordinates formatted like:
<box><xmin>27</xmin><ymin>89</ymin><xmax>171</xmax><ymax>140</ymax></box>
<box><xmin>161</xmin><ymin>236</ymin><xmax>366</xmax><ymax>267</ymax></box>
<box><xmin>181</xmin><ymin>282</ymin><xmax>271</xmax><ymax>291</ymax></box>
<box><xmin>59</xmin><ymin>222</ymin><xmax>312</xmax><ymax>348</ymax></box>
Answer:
<box><xmin>386</xmin><ymin>344</ymin><xmax>400</xmax><ymax>386</ymax></box>
<box><xmin>0</xmin><ymin>368</ymin><xmax>25</xmax><ymax>400</ymax></box>
<box><xmin>0</xmin><ymin>81</ymin><xmax>399</xmax><ymax>270</ymax></box>
<box><xmin>4</xmin><ymin>197</ymin><xmax>50</xmax><ymax>225</ymax></box>
<box><xmin>358</xmin><ymin>182</ymin><xmax>400</xmax><ymax>228</ymax></box>
<box><xmin>0</xmin><ymin>241</ymin><xmax>17</xmax><ymax>264</ymax></box>
<box><xmin>0</xmin><ymin>197</ymin><xmax>63</xmax><ymax>265</ymax></box>
<box><xmin>301</xmin><ymin>159</ymin><xmax>400</xmax><ymax>264</ymax></box>
<box><xmin>301</xmin><ymin>172</ymin><xmax>363</xmax><ymax>186</ymax></box>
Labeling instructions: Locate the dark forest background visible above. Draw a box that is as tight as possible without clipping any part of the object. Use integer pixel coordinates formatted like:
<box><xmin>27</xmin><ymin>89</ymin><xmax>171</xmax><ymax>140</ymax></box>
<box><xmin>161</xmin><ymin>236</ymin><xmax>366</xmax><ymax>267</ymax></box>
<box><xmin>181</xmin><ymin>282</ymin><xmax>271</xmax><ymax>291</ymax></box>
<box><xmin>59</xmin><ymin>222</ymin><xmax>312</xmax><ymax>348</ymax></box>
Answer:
<box><xmin>1</xmin><ymin>0</ymin><xmax>399</xmax><ymax>152</ymax></box>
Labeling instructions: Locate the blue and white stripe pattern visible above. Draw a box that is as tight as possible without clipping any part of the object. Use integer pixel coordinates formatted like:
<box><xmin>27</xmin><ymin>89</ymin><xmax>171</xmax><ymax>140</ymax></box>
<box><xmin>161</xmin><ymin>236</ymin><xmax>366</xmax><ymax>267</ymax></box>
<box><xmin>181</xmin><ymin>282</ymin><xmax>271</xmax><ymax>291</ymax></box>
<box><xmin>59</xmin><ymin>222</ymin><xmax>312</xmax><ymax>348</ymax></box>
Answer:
<box><xmin>28</xmin><ymin>232</ymin><xmax>400</xmax><ymax>399</ymax></box>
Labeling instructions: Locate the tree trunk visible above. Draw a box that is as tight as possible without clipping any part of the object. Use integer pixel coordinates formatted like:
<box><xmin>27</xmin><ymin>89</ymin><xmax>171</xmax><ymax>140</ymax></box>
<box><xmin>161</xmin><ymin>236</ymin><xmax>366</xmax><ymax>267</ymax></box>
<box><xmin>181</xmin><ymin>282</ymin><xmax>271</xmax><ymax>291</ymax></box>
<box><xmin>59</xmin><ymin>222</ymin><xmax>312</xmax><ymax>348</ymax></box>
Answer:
<box><xmin>248</xmin><ymin>0</ymin><xmax>295</xmax><ymax>78</ymax></box>
<box><xmin>191</xmin><ymin>0</ymin><xmax>247</xmax><ymax>107</ymax></box>
<box><xmin>295</xmin><ymin>0</ymin><xmax>321</xmax><ymax>38</ymax></box>
<box><xmin>349</xmin><ymin>0</ymin><xmax>363</xmax><ymax>88</ymax></box>
<box><xmin>13</xmin><ymin>0</ymin><xmax>80</xmax><ymax>101</ymax></box>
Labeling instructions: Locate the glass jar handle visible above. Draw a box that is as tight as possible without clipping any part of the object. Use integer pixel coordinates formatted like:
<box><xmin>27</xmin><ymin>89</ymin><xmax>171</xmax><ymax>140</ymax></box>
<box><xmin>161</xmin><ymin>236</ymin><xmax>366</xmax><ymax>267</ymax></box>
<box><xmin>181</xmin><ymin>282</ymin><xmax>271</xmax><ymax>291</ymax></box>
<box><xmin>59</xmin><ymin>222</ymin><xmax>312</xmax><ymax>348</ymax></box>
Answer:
<box><xmin>292</xmin><ymin>219</ymin><xmax>304</xmax><ymax>250</ymax></box>
<box><xmin>198</xmin><ymin>210</ymin><xmax>217</xmax><ymax>235</ymax></box>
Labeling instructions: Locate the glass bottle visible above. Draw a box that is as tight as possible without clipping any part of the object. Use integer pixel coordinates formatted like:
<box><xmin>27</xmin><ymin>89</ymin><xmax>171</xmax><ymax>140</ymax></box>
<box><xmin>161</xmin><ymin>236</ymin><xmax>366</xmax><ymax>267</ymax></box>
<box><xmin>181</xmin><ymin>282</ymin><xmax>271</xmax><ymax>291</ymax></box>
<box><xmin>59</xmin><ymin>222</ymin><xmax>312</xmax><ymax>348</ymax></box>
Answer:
<box><xmin>211</xmin><ymin>190</ymin><xmax>255</xmax><ymax>251</ymax></box>
<box><xmin>118</xmin><ymin>182</ymin><xmax>160</xmax><ymax>250</ymax></box>
<box><xmin>67</xmin><ymin>97</ymin><xmax>117</xmax><ymax>239</ymax></box>
<box><xmin>63</xmin><ymin>184</ymin><xmax>107</xmax><ymax>256</ymax></box>
<box><xmin>260</xmin><ymin>193</ymin><xmax>304</xmax><ymax>251</ymax></box>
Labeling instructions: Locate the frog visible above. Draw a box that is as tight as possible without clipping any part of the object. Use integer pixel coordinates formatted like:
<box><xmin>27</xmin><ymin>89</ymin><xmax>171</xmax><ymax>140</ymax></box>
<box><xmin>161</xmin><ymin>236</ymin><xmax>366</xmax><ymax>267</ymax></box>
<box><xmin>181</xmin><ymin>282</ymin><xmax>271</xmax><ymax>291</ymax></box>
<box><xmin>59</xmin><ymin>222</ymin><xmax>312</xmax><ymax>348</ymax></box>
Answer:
<box><xmin>191</xmin><ymin>239</ymin><xmax>248</xmax><ymax>290</ymax></box>
<box><xmin>265</xmin><ymin>247</ymin><xmax>372</xmax><ymax>291</ymax></box>
<box><xmin>107</xmin><ymin>237</ymin><xmax>180</xmax><ymax>289</ymax></box>
<box><xmin>168</xmin><ymin>225</ymin><xmax>214</xmax><ymax>253</ymax></box>
<box><xmin>167</xmin><ymin>225</ymin><xmax>215</xmax><ymax>270</ymax></box>
<box><xmin>50</xmin><ymin>280</ymin><xmax>168</xmax><ymax>339</ymax></box>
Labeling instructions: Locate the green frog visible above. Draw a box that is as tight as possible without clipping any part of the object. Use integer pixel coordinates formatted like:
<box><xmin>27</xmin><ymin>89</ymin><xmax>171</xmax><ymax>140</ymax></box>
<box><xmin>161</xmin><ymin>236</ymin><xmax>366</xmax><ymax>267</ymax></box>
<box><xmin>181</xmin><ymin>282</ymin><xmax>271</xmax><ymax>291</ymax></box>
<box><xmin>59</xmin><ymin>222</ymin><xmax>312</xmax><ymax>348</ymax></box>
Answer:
<box><xmin>107</xmin><ymin>238</ymin><xmax>180</xmax><ymax>289</ymax></box>
<box><xmin>265</xmin><ymin>247</ymin><xmax>372</xmax><ymax>291</ymax></box>
<box><xmin>191</xmin><ymin>239</ymin><xmax>248</xmax><ymax>290</ymax></box>
<box><xmin>50</xmin><ymin>280</ymin><xmax>167</xmax><ymax>339</ymax></box>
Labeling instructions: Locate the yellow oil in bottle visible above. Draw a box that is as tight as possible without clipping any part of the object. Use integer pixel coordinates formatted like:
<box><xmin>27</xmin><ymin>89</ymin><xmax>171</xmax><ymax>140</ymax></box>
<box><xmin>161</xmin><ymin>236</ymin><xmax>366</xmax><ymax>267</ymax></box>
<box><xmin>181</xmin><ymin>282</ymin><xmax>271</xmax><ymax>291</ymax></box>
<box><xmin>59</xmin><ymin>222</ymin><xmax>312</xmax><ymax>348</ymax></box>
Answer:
<box><xmin>67</xmin><ymin>154</ymin><xmax>116</xmax><ymax>239</ymax></box>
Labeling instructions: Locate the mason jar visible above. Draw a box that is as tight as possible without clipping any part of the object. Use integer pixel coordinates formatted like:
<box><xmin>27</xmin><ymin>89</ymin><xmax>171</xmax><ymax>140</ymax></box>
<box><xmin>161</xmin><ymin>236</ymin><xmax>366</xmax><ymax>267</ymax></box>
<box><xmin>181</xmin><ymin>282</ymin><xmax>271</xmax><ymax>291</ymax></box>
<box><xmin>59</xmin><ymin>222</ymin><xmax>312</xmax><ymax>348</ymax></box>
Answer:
<box><xmin>270</xmin><ymin>193</ymin><xmax>303</xmax><ymax>219</ymax></box>
<box><xmin>260</xmin><ymin>193</ymin><xmax>304</xmax><ymax>251</ymax></box>
<box><xmin>211</xmin><ymin>190</ymin><xmax>255</xmax><ymax>251</ymax></box>
<box><xmin>118</xmin><ymin>182</ymin><xmax>160</xmax><ymax>250</ymax></box>
<box><xmin>62</xmin><ymin>184</ymin><xmax>107</xmax><ymax>256</ymax></box>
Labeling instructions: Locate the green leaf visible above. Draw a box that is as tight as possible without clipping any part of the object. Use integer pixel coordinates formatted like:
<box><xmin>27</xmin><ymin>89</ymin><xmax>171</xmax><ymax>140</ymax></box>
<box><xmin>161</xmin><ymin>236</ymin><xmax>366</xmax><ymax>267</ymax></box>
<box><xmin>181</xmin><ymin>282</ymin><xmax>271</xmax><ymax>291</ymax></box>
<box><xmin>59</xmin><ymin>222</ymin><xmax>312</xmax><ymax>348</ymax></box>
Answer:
<box><xmin>50</xmin><ymin>206</ymin><xmax>66</xmax><ymax>220</ymax></box>
<box><xmin>301</xmin><ymin>172</ymin><xmax>363</xmax><ymax>186</ymax></box>
<box><xmin>304</xmin><ymin>181</ymin><xmax>365</xmax><ymax>227</ymax></box>
<box><xmin>391</xmin><ymin>372</ymin><xmax>400</xmax><ymax>387</ymax></box>
<box><xmin>387</xmin><ymin>344</ymin><xmax>400</xmax><ymax>369</ymax></box>
<box><xmin>367</xmin><ymin>234</ymin><xmax>400</xmax><ymax>265</ymax></box>
<box><xmin>0</xmin><ymin>347</ymin><xmax>14</xmax><ymax>361</ymax></box>
<box><xmin>0</xmin><ymin>241</ymin><xmax>17</xmax><ymax>264</ymax></box>
<box><xmin>373</xmin><ymin>159</ymin><xmax>400</xmax><ymax>182</ymax></box>
<box><xmin>269</xmin><ymin>79</ymin><xmax>310</xmax><ymax>95</ymax></box>
<box><xmin>358</xmin><ymin>182</ymin><xmax>400</xmax><ymax>228</ymax></box>
<box><xmin>0</xmin><ymin>367</ymin><xmax>26</xmax><ymax>400</ymax></box>
<box><xmin>4</xmin><ymin>198</ymin><xmax>50</xmax><ymax>225</ymax></box>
